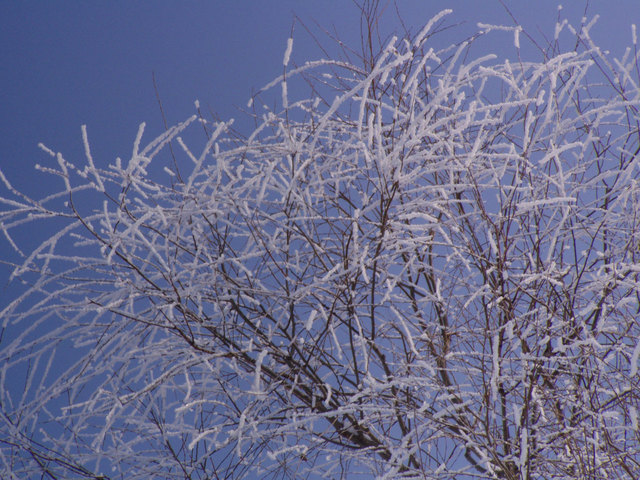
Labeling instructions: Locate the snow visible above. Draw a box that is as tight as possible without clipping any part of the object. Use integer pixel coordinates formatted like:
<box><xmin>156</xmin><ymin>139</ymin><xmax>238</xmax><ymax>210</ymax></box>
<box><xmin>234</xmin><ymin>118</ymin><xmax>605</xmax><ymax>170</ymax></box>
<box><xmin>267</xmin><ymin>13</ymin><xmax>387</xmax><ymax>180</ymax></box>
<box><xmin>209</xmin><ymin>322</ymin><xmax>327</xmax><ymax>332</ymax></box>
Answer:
<box><xmin>514</xmin><ymin>26</ymin><xmax>522</xmax><ymax>49</ymax></box>
<box><xmin>2</xmin><ymin>8</ymin><xmax>640</xmax><ymax>480</ymax></box>
<box><xmin>283</xmin><ymin>37</ymin><xmax>293</xmax><ymax>66</ymax></box>
<box><xmin>305</xmin><ymin>310</ymin><xmax>317</xmax><ymax>331</ymax></box>
<box><xmin>631</xmin><ymin>338</ymin><xmax>640</xmax><ymax>377</ymax></box>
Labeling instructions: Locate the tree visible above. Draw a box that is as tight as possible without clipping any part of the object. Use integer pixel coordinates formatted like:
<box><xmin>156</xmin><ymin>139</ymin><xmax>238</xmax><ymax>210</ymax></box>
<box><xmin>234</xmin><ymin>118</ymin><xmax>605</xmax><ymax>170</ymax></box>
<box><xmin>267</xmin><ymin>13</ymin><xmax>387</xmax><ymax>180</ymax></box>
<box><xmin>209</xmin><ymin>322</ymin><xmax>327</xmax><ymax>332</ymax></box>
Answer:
<box><xmin>1</xmin><ymin>5</ymin><xmax>640</xmax><ymax>479</ymax></box>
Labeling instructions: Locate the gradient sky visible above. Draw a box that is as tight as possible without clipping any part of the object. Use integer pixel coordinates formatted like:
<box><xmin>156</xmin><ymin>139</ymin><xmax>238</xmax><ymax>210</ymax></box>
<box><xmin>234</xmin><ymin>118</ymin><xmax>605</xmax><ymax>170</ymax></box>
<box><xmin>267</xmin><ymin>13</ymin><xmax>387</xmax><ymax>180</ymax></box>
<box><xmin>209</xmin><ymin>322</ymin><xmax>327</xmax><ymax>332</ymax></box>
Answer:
<box><xmin>0</xmin><ymin>0</ymin><xmax>638</xmax><ymax>284</ymax></box>
<box><xmin>0</xmin><ymin>4</ymin><xmax>638</xmax><ymax>477</ymax></box>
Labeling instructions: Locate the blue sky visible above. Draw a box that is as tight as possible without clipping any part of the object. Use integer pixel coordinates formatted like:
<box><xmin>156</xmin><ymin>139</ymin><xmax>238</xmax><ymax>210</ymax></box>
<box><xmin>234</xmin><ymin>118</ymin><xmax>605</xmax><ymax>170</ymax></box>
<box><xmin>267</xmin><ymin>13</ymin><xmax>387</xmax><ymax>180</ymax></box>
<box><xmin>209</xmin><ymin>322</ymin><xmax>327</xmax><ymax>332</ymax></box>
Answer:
<box><xmin>0</xmin><ymin>0</ymin><xmax>637</xmax><ymax>282</ymax></box>
<box><xmin>0</xmin><ymin>3</ymin><xmax>638</xmax><ymax>477</ymax></box>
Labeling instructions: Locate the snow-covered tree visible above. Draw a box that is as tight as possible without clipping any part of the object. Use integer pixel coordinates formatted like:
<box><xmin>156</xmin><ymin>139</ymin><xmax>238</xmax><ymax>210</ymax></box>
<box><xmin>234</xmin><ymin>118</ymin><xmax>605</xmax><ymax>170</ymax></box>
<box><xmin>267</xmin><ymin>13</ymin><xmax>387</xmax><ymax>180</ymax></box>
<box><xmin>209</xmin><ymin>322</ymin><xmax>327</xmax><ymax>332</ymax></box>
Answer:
<box><xmin>2</xmin><ymin>6</ymin><xmax>640</xmax><ymax>479</ymax></box>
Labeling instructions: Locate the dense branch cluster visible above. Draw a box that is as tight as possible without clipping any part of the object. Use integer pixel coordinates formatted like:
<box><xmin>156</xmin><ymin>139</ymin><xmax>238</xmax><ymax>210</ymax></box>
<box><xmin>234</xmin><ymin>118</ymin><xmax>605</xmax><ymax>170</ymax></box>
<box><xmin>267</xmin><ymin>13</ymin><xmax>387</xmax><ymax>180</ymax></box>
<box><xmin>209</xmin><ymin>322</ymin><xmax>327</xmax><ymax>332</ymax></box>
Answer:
<box><xmin>1</xmin><ymin>8</ymin><xmax>640</xmax><ymax>480</ymax></box>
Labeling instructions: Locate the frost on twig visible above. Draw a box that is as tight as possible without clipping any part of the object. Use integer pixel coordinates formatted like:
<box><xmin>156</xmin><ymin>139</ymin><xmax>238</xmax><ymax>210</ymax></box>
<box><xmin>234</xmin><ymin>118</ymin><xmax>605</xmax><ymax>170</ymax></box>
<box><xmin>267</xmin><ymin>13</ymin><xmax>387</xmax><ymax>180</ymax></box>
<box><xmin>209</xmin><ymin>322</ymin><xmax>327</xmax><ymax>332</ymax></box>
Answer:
<box><xmin>1</xmin><ymin>7</ymin><xmax>640</xmax><ymax>480</ymax></box>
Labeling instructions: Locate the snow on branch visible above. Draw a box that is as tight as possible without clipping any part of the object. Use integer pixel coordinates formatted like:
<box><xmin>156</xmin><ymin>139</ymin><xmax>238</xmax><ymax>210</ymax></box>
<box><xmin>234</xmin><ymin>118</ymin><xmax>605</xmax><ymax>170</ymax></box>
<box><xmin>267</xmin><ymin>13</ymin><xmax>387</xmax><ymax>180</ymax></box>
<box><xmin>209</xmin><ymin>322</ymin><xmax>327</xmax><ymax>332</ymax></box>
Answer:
<box><xmin>1</xmin><ymin>7</ymin><xmax>640</xmax><ymax>480</ymax></box>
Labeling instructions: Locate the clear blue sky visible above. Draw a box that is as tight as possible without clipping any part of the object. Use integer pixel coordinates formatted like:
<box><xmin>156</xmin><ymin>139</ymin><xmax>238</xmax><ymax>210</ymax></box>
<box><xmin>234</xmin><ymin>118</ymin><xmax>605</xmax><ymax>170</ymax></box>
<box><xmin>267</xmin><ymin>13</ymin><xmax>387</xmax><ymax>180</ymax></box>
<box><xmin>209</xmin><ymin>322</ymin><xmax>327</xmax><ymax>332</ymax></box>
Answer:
<box><xmin>0</xmin><ymin>1</ymin><xmax>637</xmax><ymax>281</ymax></box>
<box><xmin>0</xmin><ymin>3</ymin><xmax>638</xmax><ymax>477</ymax></box>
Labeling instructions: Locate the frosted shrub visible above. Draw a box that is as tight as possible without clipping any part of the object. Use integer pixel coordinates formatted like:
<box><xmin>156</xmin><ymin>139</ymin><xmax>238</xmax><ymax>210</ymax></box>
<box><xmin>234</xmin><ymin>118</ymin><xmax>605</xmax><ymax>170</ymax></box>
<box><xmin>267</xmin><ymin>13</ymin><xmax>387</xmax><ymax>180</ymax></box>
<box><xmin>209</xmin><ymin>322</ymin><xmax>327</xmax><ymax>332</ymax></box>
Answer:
<box><xmin>2</xmin><ymin>8</ymin><xmax>640</xmax><ymax>480</ymax></box>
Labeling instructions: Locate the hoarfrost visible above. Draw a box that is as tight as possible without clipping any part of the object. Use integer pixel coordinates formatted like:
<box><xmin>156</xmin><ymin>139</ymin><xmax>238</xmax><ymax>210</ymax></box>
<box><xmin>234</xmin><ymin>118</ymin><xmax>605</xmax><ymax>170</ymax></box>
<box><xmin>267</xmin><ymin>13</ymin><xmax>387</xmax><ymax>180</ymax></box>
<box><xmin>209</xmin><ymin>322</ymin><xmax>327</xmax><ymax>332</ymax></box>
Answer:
<box><xmin>1</xmin><ymin>7</ymin><xmax>640</xmax><ymax>480</ymax></box>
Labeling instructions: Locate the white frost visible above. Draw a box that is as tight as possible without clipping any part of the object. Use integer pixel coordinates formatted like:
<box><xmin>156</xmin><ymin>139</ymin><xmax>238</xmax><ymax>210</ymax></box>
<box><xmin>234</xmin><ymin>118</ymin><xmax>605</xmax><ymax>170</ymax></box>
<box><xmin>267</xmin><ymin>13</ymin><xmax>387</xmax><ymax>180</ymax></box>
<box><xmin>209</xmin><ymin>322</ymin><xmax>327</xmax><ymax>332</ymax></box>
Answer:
<box><xmin>630</xmin><ymin>338</ymin><xmax>640</xmax><ymax>377</ymax></box>
<box><xmin>305</xmin><ymin>310</ymin><xmax>317</xmax><ymax>331</ymax></box>
<box><xmin>252</xmin><ymin>349</ymin><xmax>269</xmax><ymax>393</ymax></box>
<box><xmin>514</xmin><ymin>26</ymin><xmax>522</xmax><ymax>49</ymax></box>
<box><xmin>283</xmin><ymin>37</ymin><xmax>293</xmax><ymax>66</ymax></box>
